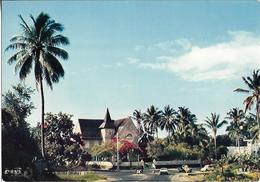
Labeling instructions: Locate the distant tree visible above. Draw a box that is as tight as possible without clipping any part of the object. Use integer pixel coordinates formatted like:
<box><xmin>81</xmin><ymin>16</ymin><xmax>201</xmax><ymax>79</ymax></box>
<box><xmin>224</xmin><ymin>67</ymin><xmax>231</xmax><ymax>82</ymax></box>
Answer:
<box><xmin>2</xmin><ymin>84</ymin><xmax>39</xmax><ymax>172</ymax></box>
<box><xmin>159</xmin><ymin>105</ymin><xmax>176</xmax><ymax>137</ymax></box>
<box><xmin>5</xmin><ymin>12</ymin><xmax>70</xmax><ymax>159</ymax></box>
<box><xmin>216</xmin><ymin>134</ymin><xmax>234</xmax><ymax>147</ymax></box>
<box><xmin>143</xmin><ymin>105</ymin><xmax>162</xmax><ymax>138</ymax></box>
<box><xmin>204</xmin><ymin>113</ymin><xmax>227</xmax><ymax>159</ymax></box>
<box><xmin>132</xmin><ymin>110</ymin><xmax>144</xmax><ymax>134</ymax></box>
<box><xmin>234</xmin><ymin>70</ymin><xmax>260</xmax><ymax>141</ymax></box>
<box><xmin>175</xmin><ymin>107</ymin><xmax>197</xmax><ymax>137</ymax></box>
<box><xmin>225</xmin><ymin>108</ymin><xmax>245</xmax><ymax>148</ymax></box>
<box><xmin>39</xmin><ymin>112</ymin><xmax>90</xmax><ymax>168</ymax></box>
<box><xmin>245</xmin><ymin>113</ymin><xmax>258</xmax><ymax>139</ymax></box>
<box><xmin>147</xmin><ymin>139</ymin><xmax>165</xmax><ymax>159</ymax></box>
<box><xmin>172</xmin><ymin>107</ymin><xmax>198</xmax><ymax>145</ymax></box>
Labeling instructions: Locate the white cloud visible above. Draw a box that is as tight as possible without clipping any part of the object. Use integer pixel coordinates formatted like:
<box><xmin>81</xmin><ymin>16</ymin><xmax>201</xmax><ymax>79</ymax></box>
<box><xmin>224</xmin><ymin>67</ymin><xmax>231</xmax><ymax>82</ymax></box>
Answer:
<box><xmin>116</xmin><ymin>62</ymin><xmax>125</xmax><ymax>67</ymax></box>
<box><xmin>134</xmin><ymin>38</ymin><xmax>192</xmax><ymax>53</ymax></box>
<box><xmin>137</xmin><ymin>31</ymin><xmax>260</xmax><ymax>81</ymax></box>
<box><xmin>127</xmin><ymin>57</ymin><xmax>140</xmax><ymax>64</ymax></box>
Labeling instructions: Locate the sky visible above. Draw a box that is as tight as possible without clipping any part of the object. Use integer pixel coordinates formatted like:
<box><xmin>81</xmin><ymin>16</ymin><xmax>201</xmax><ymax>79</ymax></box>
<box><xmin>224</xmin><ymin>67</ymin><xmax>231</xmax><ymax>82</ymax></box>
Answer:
<box><xmin>2</xmin><ymin>1</ymin><xmax>260</xmax><ymax>137</ymax></box>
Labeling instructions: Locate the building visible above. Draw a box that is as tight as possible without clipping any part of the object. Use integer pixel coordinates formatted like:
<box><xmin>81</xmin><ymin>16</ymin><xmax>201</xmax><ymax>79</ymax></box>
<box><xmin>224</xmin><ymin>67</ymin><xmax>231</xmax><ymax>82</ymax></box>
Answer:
<box><xmin>227</xmin><ymin>139</ymin><xmax>260</xmax><ymax>157</ymax></box>
<box><xmin>75</xmin><ymin>108</ymin><xmax>140</xmax><ymax>148</ymax></box>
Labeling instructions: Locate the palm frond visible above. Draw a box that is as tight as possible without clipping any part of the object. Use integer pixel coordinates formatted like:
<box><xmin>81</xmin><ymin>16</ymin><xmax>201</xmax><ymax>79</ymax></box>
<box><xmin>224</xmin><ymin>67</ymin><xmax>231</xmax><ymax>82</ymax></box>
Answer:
<box><xmin>41</xmin><ymin>52</ymin><xmax>65</xmax><ymax>82</ymax></box>
<box><xmin>7</xmin><ymin>50</ymin><xmax>27</xmax><ymax>64</ymax></box>
<box><xmin>233</xmin><ymin>88</ymin><xmax>250</xmax><ymax>93</ymax></box>
<box><xmin>50</xmin><ymin>34</ymin><xmax>70</xmax><ymax>46</ymax></box>
<box><xmin>18</xmin><ymin>55</ymin><xmax>33</xmax><ymax>80</ymax></box>
<box><xmin>34</xmin><ymin>60</ymin><xmax>42</xmax><ymax>84</ymax></box>
<box><xmin>5</xmin><ymin>43</ymin><xmax>26</xmax><ymax>52</ymax></box>
<box><xmin>243</xmin><ymin>96</ymin><xmax>255</xmax><ymax>112</ymax></box>
<box><xmin>47</xmin><ymin>46</ymin><xmax>68</xmax><ymax>60</ymax></box>
<box><xmin>44</xmin><ymin>67</ymin><xmax>53</xmax><ymax>89</ymax></box>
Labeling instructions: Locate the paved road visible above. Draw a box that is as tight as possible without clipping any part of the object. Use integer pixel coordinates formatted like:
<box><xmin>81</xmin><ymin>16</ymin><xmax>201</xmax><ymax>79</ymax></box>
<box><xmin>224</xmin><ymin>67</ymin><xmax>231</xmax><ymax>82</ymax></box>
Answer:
<box><xmin>95</xmin><ymin>169</ymin><xmax>200</xmax><ymax>182</ymax></box>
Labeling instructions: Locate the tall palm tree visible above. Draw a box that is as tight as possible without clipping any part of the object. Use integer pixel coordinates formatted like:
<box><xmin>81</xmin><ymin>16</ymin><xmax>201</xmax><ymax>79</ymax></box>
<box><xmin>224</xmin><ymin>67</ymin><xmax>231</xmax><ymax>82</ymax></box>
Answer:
<box><xmin>159</xmin><ymin>105</ymin><xmax>176</xmax><ymax>137</ymax></box>
<box><xmin>143</xmin><ymin>105</ymin><xmax>162</xmax><ymax>138</ymax></box>
<box><xmin>204</xmin><ymin>113</ymin><xmax>227</xmax><ymax>159</ymax></box>
<box><xmin>5</xmin><ymin>12</ymin><xmax>69</xmax><ymax>159</ymax></box>
<box><xmin>175</xmin><ymin>107</ymin><xmax>196</xmax><ymax>136</ymax></box>
<box><xmin>132</xmin><ymin>110</ymin><xmax>144</xmax><ymax>134</ymax></box>
<box><xmin>225</xmin><ymin>108</ymin><xmax>245</xmax><ymax>149</ymax></box>
<box><xmin>234</xmin><ymin>70</ymin><xmax>260</xmax><ymax>141</ymax></box>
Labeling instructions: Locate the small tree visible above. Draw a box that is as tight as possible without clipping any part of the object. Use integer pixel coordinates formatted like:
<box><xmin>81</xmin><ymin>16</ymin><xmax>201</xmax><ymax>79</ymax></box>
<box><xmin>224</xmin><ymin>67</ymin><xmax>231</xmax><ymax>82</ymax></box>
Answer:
<box><xmin>2</xmin><ymin>84</ymin><xmax>39</xmax><ymax>173</ymax></box>
<box><xmin>37</xmin><ymin>112</ymin><xmax>90</xmax><ymax>168</ymax></box>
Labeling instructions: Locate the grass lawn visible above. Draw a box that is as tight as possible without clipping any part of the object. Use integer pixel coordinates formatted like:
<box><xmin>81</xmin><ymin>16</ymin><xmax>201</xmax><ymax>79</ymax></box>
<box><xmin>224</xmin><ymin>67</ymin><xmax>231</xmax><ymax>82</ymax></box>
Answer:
<box><xmin>55</xmin><ymin>173</ymin><xmax>107</xmax><ymax>181</ymax></box>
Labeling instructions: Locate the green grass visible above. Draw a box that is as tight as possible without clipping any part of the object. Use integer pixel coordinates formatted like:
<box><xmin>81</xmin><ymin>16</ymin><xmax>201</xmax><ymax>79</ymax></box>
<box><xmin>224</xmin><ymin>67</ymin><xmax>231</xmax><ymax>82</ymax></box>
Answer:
<box><xmin>56</xmin><ymin>173</ymin><xmax>107</xmax><ymax>181</ymax></box>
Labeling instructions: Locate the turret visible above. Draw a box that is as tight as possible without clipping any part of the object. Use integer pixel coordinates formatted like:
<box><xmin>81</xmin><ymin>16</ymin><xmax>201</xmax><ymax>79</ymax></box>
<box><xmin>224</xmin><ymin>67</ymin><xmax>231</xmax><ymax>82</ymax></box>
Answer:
<box><xmin>99</xmin><ymin>108</ymin><xmax>115</xmax><ymax>143</ymax></box>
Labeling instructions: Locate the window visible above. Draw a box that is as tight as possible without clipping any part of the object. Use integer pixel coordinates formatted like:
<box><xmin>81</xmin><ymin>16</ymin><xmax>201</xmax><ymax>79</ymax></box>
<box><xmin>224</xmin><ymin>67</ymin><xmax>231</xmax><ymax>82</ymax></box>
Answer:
<box><xmin>125</xmin><ymin>133</ymin><xmax>133</xmax><ymax>140</ymax></box>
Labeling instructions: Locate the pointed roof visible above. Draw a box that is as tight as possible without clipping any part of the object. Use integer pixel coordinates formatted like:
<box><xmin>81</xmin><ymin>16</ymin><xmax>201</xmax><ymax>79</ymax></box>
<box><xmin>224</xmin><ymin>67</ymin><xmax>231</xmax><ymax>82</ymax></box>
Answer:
<box><xmin>99</xmin><ymin>108</ymin><xmax>115</xmax><ymax>129</ymax></box>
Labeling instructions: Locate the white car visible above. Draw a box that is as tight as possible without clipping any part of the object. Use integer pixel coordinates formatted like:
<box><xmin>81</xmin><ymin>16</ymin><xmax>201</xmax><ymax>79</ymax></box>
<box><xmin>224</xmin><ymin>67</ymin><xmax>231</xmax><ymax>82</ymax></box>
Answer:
<box><xmin>201</xmin><ymin>164</ymin><xmax>215</xmax><ymax>172</ymax></box>
<box><xmin>159</xmin><ymin>168</ymin><xmax>169</xmax><ymax>175</ymax></box>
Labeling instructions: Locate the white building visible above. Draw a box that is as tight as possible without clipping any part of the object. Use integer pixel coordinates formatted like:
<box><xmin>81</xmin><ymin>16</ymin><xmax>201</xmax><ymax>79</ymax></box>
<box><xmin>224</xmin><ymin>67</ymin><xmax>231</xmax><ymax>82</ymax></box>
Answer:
<box><xmin>227</xmin><ymin>139</ymin><xmax>260</xmax><ymax>157</ymax></box>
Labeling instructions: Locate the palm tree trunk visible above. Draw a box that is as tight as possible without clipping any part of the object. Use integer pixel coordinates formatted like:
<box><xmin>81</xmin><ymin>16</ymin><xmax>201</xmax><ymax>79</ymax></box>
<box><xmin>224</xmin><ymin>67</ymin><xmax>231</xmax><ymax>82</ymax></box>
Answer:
<box><xmin>40</xmin><ymin>77</ymin><xmax>45</xmax><ymax>159</ymax></box>
<box><xmin>257</xmin><ymin>97</ymin><xmax>260</xmax><ymax>141</ymax></box>
<box><xmin>237</xmin><ymin>135</ymin><xmax>240</xmax><ymax>151</ymax></box>
<box><xmin>214</xmin><ymin>134</ymin><xmax>217</xmax><ymax>159</ymax></box>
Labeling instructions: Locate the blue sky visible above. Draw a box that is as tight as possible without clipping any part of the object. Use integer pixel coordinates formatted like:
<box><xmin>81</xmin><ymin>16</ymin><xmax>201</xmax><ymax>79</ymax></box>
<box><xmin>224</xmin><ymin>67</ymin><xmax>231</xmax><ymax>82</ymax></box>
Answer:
<box><xmin>2</xmin><ymin>1</ymin><xmax>260</xmax><ymax>137</ymax></box>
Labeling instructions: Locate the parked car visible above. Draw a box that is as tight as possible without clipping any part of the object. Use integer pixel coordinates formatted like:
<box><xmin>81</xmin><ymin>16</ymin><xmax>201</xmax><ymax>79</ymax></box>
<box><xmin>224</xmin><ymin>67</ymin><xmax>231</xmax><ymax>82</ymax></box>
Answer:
<box><xmin>159</xmin><ymin>168</ymin><xmax>169</xmax><ymax>175</ymax></box>
<box><xmin>178</xmin><ymin>165</ymin><xmax>192</xmax><ymax>173</ymax></box>
<box><xmin>201</xmin><ymin>164</ymin><xmax>215</xmax><ymax>172</ymax></box>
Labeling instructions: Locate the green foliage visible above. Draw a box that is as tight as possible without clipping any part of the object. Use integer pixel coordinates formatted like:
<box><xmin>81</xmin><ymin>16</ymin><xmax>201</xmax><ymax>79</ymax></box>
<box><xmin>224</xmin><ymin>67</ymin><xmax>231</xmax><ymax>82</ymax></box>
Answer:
<box><xmin>2</xmin><ymin>84</ymin><xmax>39</xmax><ymax>171</ymax></box>
<box><xmin>147</xmin><ymin>139</ymin><xmax>202</xmax><ymax>160</ymax></box>
<box><xmin>36</xmin><ymin>112</ymin><xmax>91</xmax><ymax>168</ymax></box>
<box><xmin>89</xmin><ymin>142</ymin><xmax>117</xmax><ymax>159</ymax></box>
<box><xmin>217</xmin><ymin>134</ymin><xmax>235</xmax><ymax>146</ymax></box>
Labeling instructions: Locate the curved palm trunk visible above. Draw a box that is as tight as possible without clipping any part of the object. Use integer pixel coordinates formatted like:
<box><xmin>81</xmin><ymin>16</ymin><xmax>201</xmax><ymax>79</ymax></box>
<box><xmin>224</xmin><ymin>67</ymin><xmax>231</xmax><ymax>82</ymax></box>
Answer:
<box><xmin>40</xmin><ymin>78</ymin><xmax>45</xmax><ymax>159</ymax></box>
<box><xmin>257</xmin><ymin>97</ymin><xmax>260</xmax><ymax>141</ymax></box>
<box><xmin>214</xmin><ymin>133</ymin><xmax>217</xmax><ymax>159</ymax></box>
<box><xmin>236</xmin><ymin>135</ymin><xmax>240</xmax><ymax>151</ymax></box>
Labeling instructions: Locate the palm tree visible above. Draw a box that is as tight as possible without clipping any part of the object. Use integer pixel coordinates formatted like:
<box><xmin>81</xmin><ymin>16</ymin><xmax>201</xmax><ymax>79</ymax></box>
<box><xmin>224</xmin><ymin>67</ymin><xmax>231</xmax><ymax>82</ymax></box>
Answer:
<box><xmin>225</xmin><ymin>108</ymin><xmax>245</xmax><ymax>149</ymax></box>
<box><xmin>234</xmin><ymin>70</ymin><xmax>260</xmax><ymax>141</ymax></box>
<box><xmin>143</xmin><ymin>105</ymin><xmax>162</xmax><ymax>138</ymax></box>
<box><xmin>175</xmin><ymin>107</ymin><xmax>196</xmax><ymax>136</ymax></box>
<box><xmin>5</xmin><ymin>12</ymin><xmax>69</xmax><ymax>159</ymax></box>
<box><xmin>132</xmin><ymin>110</ymin><xmax>144</xmax><ymax>134</ymax></box>
<box><xmin>159</xmin><ymin>105</ymin><xmax>176</xmax><ymax>137</ymax></box>
<box><xmin>204</xmin><ymin>113</ymin><xmax>227</xmax><ymax>159</ymax></box>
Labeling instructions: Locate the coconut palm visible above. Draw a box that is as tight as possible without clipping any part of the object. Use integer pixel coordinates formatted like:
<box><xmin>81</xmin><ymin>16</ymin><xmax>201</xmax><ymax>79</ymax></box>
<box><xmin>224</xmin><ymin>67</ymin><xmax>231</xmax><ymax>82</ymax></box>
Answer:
<box><xmin>175</xmin><ymin>107</ymin><xmax>196</xmax><ymax>135</ymax></box>
<box><xmin>225</xmin><ymin>108</ymin><xmax>245</xmax><ymax>149</ymax></box>
<box><xmin>171</xmin><ymin>107</ymin><xmax>197</xmax><ymax>145</ymax></box>
<box><xmin>143</xmin><ymin>105</ymin><xmax>162</xmax><ymax>138</ymax></box>
<box><xmin>159</xmin><ymin>105</ymin><xmax>176</xmax><ymax>137</ymax></box>
<box><xmin>204</xmin><ymin>113</ymin><xmax>227</xmax><ymax>159</ymax></box>
<box><xmin>132</xmin><ymin>110</ymin><xmax>144</xmax><ymax>134</ymax></box>
<box><xmin>234</xmin><ymin>70</ymin><xmax>260</xmax><ymax>141</ymax></box>
<box><xmin>5</xmin><ymin>12</ymin><xmax>69</xmax><ymax>159</ymax></box>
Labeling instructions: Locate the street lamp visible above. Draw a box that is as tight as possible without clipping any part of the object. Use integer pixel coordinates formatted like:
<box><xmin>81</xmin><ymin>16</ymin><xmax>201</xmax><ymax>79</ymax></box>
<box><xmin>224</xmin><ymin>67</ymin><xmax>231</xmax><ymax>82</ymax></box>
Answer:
<box><xmin>117</xmin><ymin>132</ymin><xmax>120</xmax><ymax>171</ymax></box>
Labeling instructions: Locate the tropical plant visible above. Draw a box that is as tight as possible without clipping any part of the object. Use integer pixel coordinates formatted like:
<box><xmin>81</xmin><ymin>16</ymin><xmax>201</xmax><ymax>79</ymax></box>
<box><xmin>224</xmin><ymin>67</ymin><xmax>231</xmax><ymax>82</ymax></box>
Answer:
<box><xmin>2</xmin><ymin>84</ymin><xmax>39</xmax><ymax>173</ymax></box>
<box><xmin>143</xmin><ymin>105</ymin><xmax>162</xmax><ymax>138</ymax></box>
<box><xmin>204</xmin><ymin>113</ymin><xmax>227</xmax><ymax>159</ymax></box>
<box><xmin>234</xmin><ymin>70</ymin><xmax>260</xmax><ymax>141</ymax></box>
<box><xmin>5</xmin><ymin>12</ymin><xmax>70</xmax><ymax>159</ymax></box>
<box><xmin>159</xmin><ymin>105</ymin><xmax>176</xmax><ymax>137</ymax></box>
<box><xmin>225</xmin><ymin>108</ymin><xmax>245</xmax><ymax>149</ymax></box>
<box><xmin>132</xmin><ymin>110</ymin><xmax>144</xmax><ymax>134</ymax></box>
<box><xmin>39</xmin><ymin>112</ymin><xmax>90</xmax><ymax>168</ymax></box>
<box><xmin>171</xmin><ymin>107</ymin><xmax>198</xmax><ymax>145</ymax></box>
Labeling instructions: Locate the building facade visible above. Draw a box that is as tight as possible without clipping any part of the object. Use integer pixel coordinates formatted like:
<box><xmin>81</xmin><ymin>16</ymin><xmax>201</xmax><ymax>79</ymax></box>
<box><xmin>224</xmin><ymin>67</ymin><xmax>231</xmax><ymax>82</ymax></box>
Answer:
<box><xmin>75</xmin><ymin>108</ymin><xmax>140</xmax><ymax>148</ymax></box>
